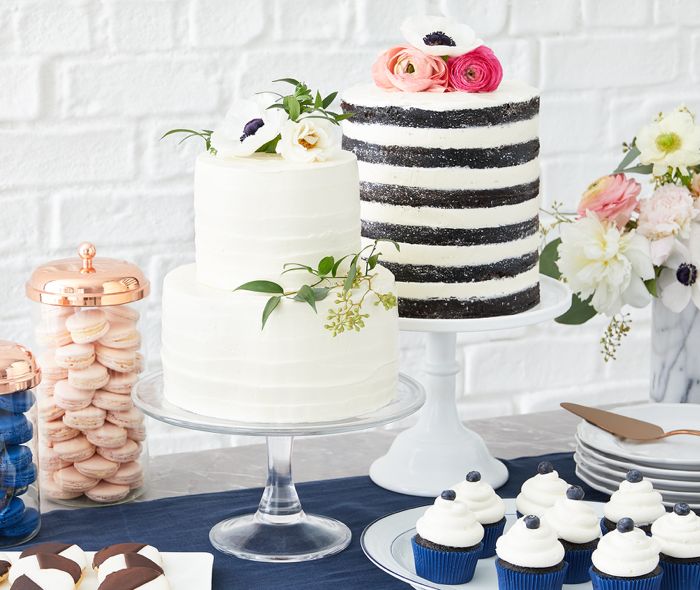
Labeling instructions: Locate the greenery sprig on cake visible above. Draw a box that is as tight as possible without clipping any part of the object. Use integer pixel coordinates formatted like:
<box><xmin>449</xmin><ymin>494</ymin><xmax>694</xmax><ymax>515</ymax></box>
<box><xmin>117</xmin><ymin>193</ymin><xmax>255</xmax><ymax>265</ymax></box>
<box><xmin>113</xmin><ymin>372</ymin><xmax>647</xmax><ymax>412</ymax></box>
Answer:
<box><xmin>236</xmin><ymin>240</ymin><xmax>399</xmax><ymax>335</ymax></box>
<box><xmin>162</xmin><ymin>79</ymin><xmax>350</xmax><ymax>163</ymax></box>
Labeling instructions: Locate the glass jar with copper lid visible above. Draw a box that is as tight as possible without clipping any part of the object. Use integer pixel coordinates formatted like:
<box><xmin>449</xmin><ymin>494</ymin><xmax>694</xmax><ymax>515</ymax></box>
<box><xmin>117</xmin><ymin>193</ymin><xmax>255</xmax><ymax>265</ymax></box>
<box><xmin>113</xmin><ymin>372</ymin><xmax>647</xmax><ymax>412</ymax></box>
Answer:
<box><xmin>0</xmin><ymin>340</ymin><xmax>41</xmax><ymax>545</ymax></box>
<box><xmin>26</xmin><ymin>242</ymin><xmax>150</xmax><ymax>507</ymax></box>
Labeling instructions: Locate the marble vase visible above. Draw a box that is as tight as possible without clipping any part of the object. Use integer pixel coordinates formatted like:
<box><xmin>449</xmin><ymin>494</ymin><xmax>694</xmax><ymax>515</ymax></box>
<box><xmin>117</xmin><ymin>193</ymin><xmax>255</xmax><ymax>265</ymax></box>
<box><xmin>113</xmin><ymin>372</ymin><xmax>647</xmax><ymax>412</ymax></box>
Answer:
<box><xmin>651</xmin><ymin>299</ymin><xmax>700</xmax><ymax>403</ymax></box>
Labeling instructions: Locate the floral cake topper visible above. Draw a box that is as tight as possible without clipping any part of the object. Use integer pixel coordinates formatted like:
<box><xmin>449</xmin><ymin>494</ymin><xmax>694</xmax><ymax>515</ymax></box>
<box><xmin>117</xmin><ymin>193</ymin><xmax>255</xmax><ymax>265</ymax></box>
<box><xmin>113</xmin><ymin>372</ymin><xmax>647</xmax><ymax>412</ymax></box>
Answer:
<box><xmin>162</xmin><ymin>79</ymin><xmax>350</xmax><ymax>163</ymax></box>
<box><xmin>372</xmin><ymin>15</ymin><xmax>503</xmax><ymax>94</ymax></box>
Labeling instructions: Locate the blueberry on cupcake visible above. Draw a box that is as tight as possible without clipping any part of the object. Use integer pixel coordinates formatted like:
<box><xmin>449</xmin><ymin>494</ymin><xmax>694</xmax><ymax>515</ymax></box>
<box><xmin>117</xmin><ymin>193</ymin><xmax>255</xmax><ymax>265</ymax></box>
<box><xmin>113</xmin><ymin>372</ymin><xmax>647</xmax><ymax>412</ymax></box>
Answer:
<box><xmin>515</xmin><ymin>461</ymin><xmax>569</xmax><ymax>518</ymax></box>
<box><xmin>590</xmin><ymin>517</ymin><xmax>663</xmax><ymax>590</ymax></box>
<box><xmin>602</xmin><ymin>470</ymin><xmax>666</xmax><ymax>535</ymax></box>
<box><xmin>651</xmin><ymin>503</ymin><xmax>700</xmax><ymax>590</ymax></box>
<box><xmin>495</xmin><ymin>514</ymin><xmax>568</xmax><ymax>590</ymax></box>
<box><xmin>544</xmin><ymin>485</ymin><xmax>600</xmax><ymax>584</ymax></box>
<box><xmin>412</xmin><ymin>489</ymin><xmax>485</xmax><ymax>584</ymax></box>
<box><xmin>452</xmin><ymin>470</ymin><xmax>506</xmax><ymax>559</ymax></box>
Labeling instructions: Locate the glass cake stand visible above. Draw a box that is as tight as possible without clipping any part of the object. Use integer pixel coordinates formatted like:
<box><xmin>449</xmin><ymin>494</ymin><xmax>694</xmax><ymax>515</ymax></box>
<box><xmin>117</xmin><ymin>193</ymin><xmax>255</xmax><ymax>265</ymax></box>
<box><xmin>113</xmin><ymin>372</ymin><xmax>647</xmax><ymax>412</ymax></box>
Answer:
<box><xmin>132</xmin><ymin>371</ymin><xmax>425</xmax><ymax>562</ymax></box>
<box><xmin>370</xmin><ymin>275</ymin><xmax>571</xmax><ymax>497</ymax></box>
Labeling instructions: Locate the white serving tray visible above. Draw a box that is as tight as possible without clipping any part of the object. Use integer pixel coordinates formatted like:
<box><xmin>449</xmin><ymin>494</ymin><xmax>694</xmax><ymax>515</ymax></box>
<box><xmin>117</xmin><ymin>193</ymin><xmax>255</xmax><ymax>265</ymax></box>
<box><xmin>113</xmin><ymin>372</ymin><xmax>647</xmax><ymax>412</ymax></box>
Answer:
<box><xmin>0</xmin><ymin>551</ymin><xmax>214</xmax><ymax>590</ymax></box>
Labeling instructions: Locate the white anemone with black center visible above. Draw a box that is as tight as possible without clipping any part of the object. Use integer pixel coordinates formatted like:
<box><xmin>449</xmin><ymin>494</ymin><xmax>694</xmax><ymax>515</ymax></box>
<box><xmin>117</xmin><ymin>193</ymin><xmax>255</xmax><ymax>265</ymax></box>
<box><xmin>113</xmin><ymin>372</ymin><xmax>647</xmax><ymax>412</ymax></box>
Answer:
<box><xmin>400</xmin><ymin>15</ymin><xmax>483</xmax><ymax>56</ymax></box>
<box><xmin>659</xmin><ymin>231</ymin><xmax>700</xmax><ymax>312</ymax></box>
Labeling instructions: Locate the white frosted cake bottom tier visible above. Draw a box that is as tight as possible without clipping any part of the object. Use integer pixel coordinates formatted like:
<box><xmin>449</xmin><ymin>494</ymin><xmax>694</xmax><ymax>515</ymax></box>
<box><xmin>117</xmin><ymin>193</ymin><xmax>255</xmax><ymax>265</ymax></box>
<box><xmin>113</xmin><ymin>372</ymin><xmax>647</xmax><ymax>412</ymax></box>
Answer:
<box><xmin>161</xmin><ymin>264</ymin><xmax>399</xmax><ymax>423</ymax></box>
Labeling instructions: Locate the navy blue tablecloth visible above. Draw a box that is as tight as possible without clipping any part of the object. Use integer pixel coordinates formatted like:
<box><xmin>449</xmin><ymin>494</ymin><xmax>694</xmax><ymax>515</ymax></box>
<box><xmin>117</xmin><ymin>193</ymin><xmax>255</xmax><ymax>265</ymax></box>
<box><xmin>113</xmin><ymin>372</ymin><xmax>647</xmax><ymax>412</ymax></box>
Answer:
<box><xmin>19</xmin><ymin>452</ymin><xmax>606</xmax><ymax>588</ymax></box>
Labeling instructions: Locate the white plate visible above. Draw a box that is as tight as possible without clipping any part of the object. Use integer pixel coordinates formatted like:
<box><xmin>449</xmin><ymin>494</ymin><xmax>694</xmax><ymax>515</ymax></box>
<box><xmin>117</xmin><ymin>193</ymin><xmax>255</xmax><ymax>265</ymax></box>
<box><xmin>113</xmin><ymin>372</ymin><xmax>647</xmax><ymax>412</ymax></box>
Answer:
<box><xmin>576</xmin><ymin>437</ymin><xmax>700</xmax><ymax>479</ymax></box>
<box><xmin>575</xmin><ymin>448</ymin><xmax>700</xmax><ymax>491</ymax></box>
<box><xmin>577</xmin><ymin>404</ymin><xmax>700</xmax><ymax>469</ymax></box>
<box><xmin>361</xmin><ymin>498</ymin><xmax>602</xmax><ymax>590</ymax></box>
<box><xmin>0</xmin><ymin>551</ymin><xmax>213</xmax><ymax>590</ymax></box>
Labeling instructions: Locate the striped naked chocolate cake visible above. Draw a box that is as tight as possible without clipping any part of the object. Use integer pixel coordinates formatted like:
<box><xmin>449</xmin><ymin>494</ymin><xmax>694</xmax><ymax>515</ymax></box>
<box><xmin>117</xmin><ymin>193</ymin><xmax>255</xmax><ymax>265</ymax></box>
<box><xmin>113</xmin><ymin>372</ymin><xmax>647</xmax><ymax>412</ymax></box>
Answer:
<box><xmin>340</xmin><ymin>16</ymin><xmax>541</xmax><ymax>319</ymax></box>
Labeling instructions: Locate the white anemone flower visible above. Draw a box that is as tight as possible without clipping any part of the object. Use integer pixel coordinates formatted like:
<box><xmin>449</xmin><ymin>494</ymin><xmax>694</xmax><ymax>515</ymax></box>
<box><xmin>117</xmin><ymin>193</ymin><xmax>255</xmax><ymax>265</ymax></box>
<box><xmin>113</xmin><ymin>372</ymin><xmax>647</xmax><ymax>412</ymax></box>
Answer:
<box><xmin>400</xmin><ymin>15</ymin><xmax>483</xmax><ymax>57</ymax></box>
<box><xmin>557</xmin><ymin>214</ymin><xmax>655</xmax><ymax>316</ymax></box>
<box><xmin>210</xmin><ymin>93</ymin><xmax>284</xmax><ymax>158</ymax></box>
<box><xmin>276</xmin><ymin>114</ymin><xmax>341</xmax><ymax>163</ymax></box>
<box><xmin>636</xmin><ymin>107</ymin><xmax>700</xmax><ymax>176</ymax></box>
<box><xmin>659</xmin><ymin>230</ymin><xmax>700</xmax><ymax>312</ymax></box>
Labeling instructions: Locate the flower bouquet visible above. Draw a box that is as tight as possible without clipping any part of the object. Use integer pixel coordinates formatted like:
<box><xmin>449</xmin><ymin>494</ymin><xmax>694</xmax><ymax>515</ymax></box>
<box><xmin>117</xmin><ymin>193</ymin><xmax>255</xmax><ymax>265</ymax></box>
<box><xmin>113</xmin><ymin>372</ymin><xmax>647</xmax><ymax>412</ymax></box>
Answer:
<box><xmin>541</xmin><ymin>106</ymin><xmax>700</xmax><ymax>360</ymax></box>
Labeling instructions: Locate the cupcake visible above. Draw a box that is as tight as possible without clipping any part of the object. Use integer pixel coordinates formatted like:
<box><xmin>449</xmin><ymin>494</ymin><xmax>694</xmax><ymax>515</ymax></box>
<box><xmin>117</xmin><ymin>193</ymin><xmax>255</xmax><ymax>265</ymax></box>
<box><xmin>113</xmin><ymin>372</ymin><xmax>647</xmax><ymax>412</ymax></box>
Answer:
<box><xmin>651</xmin><ymin>503</ymin><xmax>700</xmax><ymax>590</ymax></box>
<box><xmin>453</xmin><ymin>470</ymin><xmax>506</xmax><ymax>558</ymax></box>
<box><xmin>515</xmin><ymin>461</ymin><xmax>569</xmax><ymax>518</ymax></box>
<box><xmin>590</xmin><ymin>517</ymin><xmax>663</xmax><ymax>589</ymax></box>
<box><xmin>602</xmin><ymin>470</ymin><xmax>666</xmax><ymax>535</ymax></box>
<box><xmin>544</xmin><ymin>485</ymin><xmax>601</xmax><ymax>584</ymax></box>
<box><xmin>495</xmin><ymin>515</ymin><xmax>568</xmax><ymax>590</ymax></box>
<box><xmin>412</xmin><ymin>489</ymin><xmax>484</xmax><ymax>584</ymax></box>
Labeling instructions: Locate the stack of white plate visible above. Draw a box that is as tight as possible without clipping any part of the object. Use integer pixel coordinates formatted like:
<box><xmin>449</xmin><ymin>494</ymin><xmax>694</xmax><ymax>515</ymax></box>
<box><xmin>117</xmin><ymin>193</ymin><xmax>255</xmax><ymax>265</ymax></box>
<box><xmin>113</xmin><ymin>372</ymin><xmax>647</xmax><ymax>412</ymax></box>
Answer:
<box><xmin>574</xmin><ymin>403</ymin><xmax>700</xmax><ymax>510</ymax></box>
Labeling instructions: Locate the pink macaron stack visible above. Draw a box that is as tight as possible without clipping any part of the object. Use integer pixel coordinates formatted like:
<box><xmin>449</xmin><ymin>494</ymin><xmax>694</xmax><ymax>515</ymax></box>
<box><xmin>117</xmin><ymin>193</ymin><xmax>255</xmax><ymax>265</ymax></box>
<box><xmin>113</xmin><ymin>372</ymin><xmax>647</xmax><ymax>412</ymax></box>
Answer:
<box><xmin>35</xmin><ymin>305</ymin><xmax>146</xmax><ymax>504</ymax></box>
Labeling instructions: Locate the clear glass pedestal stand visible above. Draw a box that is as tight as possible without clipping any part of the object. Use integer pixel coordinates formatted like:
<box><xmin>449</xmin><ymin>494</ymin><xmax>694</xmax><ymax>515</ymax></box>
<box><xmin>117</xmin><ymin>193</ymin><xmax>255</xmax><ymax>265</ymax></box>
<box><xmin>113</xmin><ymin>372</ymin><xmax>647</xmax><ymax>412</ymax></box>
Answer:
<box><xmin>369</xmin><ymin>275</ymin><xmax>572</xmax><ymax>497</ymax></box>
<box><xmin>132</xmin><ymin>372</ymin><xmax>425</xmax><ymax>562</ymax></box>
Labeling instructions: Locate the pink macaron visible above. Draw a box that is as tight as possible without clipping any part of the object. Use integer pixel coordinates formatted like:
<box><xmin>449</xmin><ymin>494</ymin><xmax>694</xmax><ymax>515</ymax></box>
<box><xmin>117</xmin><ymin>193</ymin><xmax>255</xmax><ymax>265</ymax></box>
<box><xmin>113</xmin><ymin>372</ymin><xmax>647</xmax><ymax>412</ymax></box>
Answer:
<box><xmin>54</xmin><ymin>380</ymin><xmax>95</xmax><ymax>411</ymax></box>
<box><xmin>65</xmin><ymin>309</ymin><xmax>110</xmax><ymax>344</ymax></box>
<box><xmin>85</xmin><ymin>481</ymin><xmax>131</xmax><ymax>503</ymax></box>
<box><xmin>37</xmin><ymin>352</ymin><xmax>69</xmax><ymax>381</ymax></box>
<box><xmin>54</xmin><ymin>343</ymin><xmax>95</xmax><ymax>370</ymax></box>
<box><xmin>38</xmin><ymin>397</ymin><xmax>65</xmax><ymax>422</ymax></box>
<box><xmin>98</xmin><ymin>320</ymin><xmax>140</xmax><ymax>350</ymax></box>
<box><xmin>35</xmin><ymin>316</ymin><xmax>72</xmax><ymax>348</ymax></box>
<box><xmin>53</xmin><ymin>435</ymin><xmax>96</xmax><ymax>462</ymax></box>
<box><xmin>135</xmin><ymin>352</ymin><xmax>145</xmax><ymax>373</ymax></box>
<box><xmin>68</xmin><ymin>363</ymin><xmax>109</xmax><ymax>390</ymax></box>
<box><xmin>103</xmin><ymin>371</ymin><xmax>137</xmax><ymax>394</ymax></box>
<box><xmin>42</xmin><ymin>418</ymin><xmax>80</xmax><ymax>443</ymax></box>
<box><xmin>63</xmin><ymin>405</ymin><xmax>107</xmax><ymax>430</ymax></box>
<box><xmin>95</xmin><ymin>345</ymin><xmax>136</xmax><ymax>373</ymax></box>
<box><xmin>97</xmin><ymin>439</ymin><xmax>141</xmax><ymax>463</ymax></box>
<box><xmin>106</xmin><ymin>407</ymin><xmax>144</xmax><ymax>430</ymax></box>
<box><xmin>39</xmin><ymin>445</ymin><xmax>72</xmax><ymax>472</ymax></box>
<box><xmin>104</xmin><ymin>305</ymin><xmax>140</xmax><ymax>323</ymax></box>
<box><xmin>41</xmin><ymin>475</ymin><xmax>83</xmax><ymax>501</ymax></box>
<box><xmin>85</xmin><ymin>423</ymin><xmax>128</xmax><ymax>449</ymax></box>
<box><xmin>53</xmin><ymin>466</ymin><xmax>99</xmax><ymax>493</ymax></box>
<box><xmin>105</xmin><ymin>461</ymin><xmax>143</xmax><ymax>486</ymax></box>
<box><xmin>74</xmin><ymin>455</ymin><xmax>119</xmax><ymax>479</ymax></box>
<box><xmin>126</xmin><ymin>424</ymin><xmax>147</xmax><ymax>442</ymax></box>
<box><xmin>92</xmin><ymin>390</ymin><xmax>133</xmax><ymax>412</ymax></box>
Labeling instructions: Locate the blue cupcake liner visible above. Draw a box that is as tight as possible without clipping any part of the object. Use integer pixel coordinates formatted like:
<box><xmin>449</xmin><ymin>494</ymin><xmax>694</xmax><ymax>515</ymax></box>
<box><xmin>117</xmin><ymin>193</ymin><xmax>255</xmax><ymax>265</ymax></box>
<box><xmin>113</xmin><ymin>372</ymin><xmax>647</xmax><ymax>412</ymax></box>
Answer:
<box><xmin>481</xmin><ymin>518</ymin><xmax>506</xmax><ymax>559</ymax></box>
<box><xmin>0</xmin><ymin>391</ymin><xmax>35</xmax><ymax>414</ymax></box>
<box><xmin>495</xmin><ymin>559</ymin><xmax>568</xmax><ymax>590</ymax></box>
<box><xmin>659</xmin><ymin>558</ymin><xmax>700</xmax><ymax>590</ymax></box>
<box><xmin>564</xmin><ymin>546</ymin><xmax>595</xmax><ymax>584</ymax></box>
<box><xmin>411</xmin><ymin>537</ymin><xmax>482</xmax><ymax>585</ymax></box>
<box><xmin>589</xmin><ymin>567</ymin><xmax>663</xmax><ymax>590</ymax></box>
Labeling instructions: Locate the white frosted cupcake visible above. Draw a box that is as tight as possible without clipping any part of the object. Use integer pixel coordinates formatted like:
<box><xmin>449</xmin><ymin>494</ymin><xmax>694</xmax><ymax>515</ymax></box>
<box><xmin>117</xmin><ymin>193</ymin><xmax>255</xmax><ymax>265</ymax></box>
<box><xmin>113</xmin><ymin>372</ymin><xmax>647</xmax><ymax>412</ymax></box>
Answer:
<box><xmin>453</xmin><ymin>470</ymin><xmax>506</xmax><ymax>558</ymax></box>
<box><xmin>602</xmin><ymin>470</ymin><xmax>666</xmax><ymax>535</ymax></box>
<box><xmin>590</xmin><ymin>517</ymin><xmax>662</xmax><ymax>589</ymax></box>
<box><xmin>544</xmin><ymin>485</ymin><xmax>600</xmax><ymax>584</ymax></box>
<box><xmin>515</xmin><ymin>461</ymin><xmax>569</xmax><ymax>517</ymax></box>
<box><xmin>651</xmin><ymin>503</ymin><xmax>700</xmax><ymax>590</ymax></box>
<box><xmin>412</xmin><ymin>489</ymin><xmax>484</xmax><ymax>584</ymax></box>
<box><xmin>495</xmin><ymin>514</ymin><xmax>567</xmax><ymax>590</ymax></box>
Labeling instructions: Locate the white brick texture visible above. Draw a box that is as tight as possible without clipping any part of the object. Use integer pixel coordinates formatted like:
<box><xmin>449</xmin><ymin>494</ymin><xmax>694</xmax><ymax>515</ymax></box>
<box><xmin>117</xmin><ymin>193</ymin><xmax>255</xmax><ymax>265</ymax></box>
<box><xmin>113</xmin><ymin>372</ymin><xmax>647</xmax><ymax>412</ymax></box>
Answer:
<box><xmin>1</xmin><ymin>0</ymin><xmax>695</xmax><ymax>453</ymax></box>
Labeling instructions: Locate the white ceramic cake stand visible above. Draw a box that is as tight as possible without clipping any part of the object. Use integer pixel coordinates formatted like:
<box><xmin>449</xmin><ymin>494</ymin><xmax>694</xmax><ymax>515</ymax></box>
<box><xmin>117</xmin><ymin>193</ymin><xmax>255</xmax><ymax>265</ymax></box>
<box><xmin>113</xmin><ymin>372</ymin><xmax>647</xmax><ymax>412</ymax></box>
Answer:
<box><xmin>370</xmin><ymin>275</ymin><xmax>571</xmax><ymax>497</ymax></box>
<box><xmin>132</xmin><ymin>371</ymin><xmax>425</xmax><ymax>563</ymax></box>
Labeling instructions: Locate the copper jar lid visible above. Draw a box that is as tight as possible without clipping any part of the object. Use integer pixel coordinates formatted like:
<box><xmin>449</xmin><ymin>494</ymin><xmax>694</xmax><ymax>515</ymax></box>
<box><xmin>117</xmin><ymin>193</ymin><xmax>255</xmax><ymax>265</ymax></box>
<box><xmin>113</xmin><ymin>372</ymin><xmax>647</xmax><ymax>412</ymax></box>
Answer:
<box><xmin>0</xmin><ymin>340</ymin><xmax>41</xmax><ymax>394</ymax></box>
<box><xmin>26</xmin><ymin>242</ymin><xmax>150</xmax><ymax>307</ymax></box>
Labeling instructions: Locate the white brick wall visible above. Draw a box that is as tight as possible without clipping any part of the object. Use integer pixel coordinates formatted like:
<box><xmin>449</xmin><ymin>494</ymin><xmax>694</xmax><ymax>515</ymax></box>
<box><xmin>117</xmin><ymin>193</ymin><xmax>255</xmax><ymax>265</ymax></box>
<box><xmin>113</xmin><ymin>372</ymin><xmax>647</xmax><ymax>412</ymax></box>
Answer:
<box><xmin>2</xmin><ymin>0</ymin><xmax>693</xmax><ymax>453</ymax></box>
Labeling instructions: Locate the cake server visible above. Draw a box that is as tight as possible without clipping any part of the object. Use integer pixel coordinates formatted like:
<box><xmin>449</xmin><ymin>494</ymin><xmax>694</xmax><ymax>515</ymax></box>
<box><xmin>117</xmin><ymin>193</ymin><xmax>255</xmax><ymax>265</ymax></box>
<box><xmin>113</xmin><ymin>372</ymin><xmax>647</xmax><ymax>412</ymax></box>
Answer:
<box><xmin>561</xmin><ymin>402</ymin><xmax>700</xmax><ymax>441</ymax></box>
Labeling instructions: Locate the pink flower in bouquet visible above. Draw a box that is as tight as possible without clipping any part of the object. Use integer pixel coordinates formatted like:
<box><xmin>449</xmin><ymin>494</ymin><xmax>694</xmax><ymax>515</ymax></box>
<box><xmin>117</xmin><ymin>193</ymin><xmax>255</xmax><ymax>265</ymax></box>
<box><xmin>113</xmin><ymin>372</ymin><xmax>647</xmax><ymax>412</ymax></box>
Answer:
<box><xmin>577</xmin><ymin>174</ymin><xmax>641</xmax><ymax>229</ymax></box>
<box><xmin>691</xmin><ymin>173</ymin><xmax>700</xmax><ymax>198</ymax></box>
<box><xmin>372</xmin><ymin>45</ymin><xmax>449</xmax><ymax>93</ymax></box>
<box><xmin>638</xmin><ymin>184</ymin><xmax>698</xmax><ymax>265</ymax></box>
<box><xmin>447</xmin><ymin>46</ymin><xmax>503</xmax><ymax>93</ymax></box>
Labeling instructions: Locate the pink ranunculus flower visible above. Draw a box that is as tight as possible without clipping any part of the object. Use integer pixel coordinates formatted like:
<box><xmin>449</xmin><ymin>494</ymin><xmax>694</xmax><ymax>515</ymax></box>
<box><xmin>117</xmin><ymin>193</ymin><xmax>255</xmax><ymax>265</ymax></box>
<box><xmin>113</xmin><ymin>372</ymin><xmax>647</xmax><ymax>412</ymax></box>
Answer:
<box><xmin>577</xmin><ymin>174</ymin><xmax>642</xmax><ymax>229</ymax></box>
<box><xmin>638</xmin><ymin>184</ymin><xmax>698</xmax><ymax>265</ymax></box>
<box><xmin>371</xmin><ymin>45</ymin><xmax>449</xmax><ymax>93</ymax></box>
<box><xmin>447</xmin><ymin>46</ymin><xmax>503</xmax><ymax>93</ymax></box>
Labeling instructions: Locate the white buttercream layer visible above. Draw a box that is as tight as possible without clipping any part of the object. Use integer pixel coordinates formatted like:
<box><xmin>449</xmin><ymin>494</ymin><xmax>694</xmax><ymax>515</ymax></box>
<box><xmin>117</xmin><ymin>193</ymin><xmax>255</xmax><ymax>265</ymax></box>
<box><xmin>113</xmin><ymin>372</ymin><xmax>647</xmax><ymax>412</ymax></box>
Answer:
<box><xmin>195</xmin><ymin>151</ymin><xmax>361</xmax><ymax>290</ymax></box>
<box><xmin>604</xmin><ymin>479</ymin><xmax>666</xmax><ymax>526</ymax></box>
<box><xmin>544</xmin><ymin>498</ymin><xmax>601</xmax><ymax>544</ymax></box>
<box><xmin>651</xmin><ymin>511</ymin><xmax>700</xmax><ymax>559</ymax></box>
<box><xmin>496</xmin><ymin>517</ymin><xmax>565</xmax><ymax>569</ymax></box>
<box><xmin>398</xmin><ymin>267</ymin><xmax>538</xmax><ymax>299</ymax></box>
<box><xmin>452</xmin><ymin>480</ymin><xmax>506</xmax><ymax>525</ymax></box>
<box><xmin>592</xmin><ymin>528</ymin><xmax>660</xmax><ymax>578</ymax></box>
<box><xmin>515</xmin><ymin>471</ymin><xmax>570</xmax><ymax>517</ymax></box>
<box><xmin>161</xmin><ymin>264</ymin><xmax>399</xmax><ymax>423</ymax></box>
<box><xmin>416</xmin><ymin>496</ymin><xmax>484</xmax><ymax>548</ymax></box>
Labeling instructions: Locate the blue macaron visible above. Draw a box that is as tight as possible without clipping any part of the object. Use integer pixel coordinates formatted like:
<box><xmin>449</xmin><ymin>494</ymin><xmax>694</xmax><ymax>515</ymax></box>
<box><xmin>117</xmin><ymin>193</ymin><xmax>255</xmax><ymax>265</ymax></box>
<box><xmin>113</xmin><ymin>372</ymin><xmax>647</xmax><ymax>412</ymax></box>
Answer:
<box><xmin>0</xmin><ymin>390</ymin><xmax>36</xmax><ymax>414</ymax></box>
<box><xmin>0</xmin><ymin>461</ymin><xmax>37</xmax><ymax>490</ymax></box>
<box><xmin>0</xmin><ymin>497</ymin><xmax>26</xmax><ymax>529</ymax></box>
<box><xmin>0</xmin><ymin>445</ymin><xmax>33</xmax><ymax>472</ymax></box>
<box><xmin>0</xmin><ymin>506</ymin><xmax>39</xmax><ymax>538</ymax></box>
<box><xmin>0</xmin><ymin>414</ymin><xmax>33</xmax><ymax>445</ymax></box>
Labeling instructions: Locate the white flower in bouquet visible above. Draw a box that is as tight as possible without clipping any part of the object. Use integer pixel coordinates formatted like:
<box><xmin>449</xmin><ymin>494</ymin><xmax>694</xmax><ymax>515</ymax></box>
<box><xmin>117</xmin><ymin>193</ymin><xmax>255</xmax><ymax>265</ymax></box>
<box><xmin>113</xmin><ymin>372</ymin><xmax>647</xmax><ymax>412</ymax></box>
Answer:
<box><xmin>637</xmin><ymin>184</ymin><xmax>698</xmax><ymax>265</ymax></box>
<box><xmin>557</xmin><ymin>215</ymin><xmax>654</xmax><ymax>316</ymax></box>
<box><xmin>658</xmin><ymin>230</ymin><xmax>700</xmax><ymax>312</ymax></box>
<box><xmin>211</xmin><ymin>93</ymin><xmax>284</xmax><ymax>157</ymax></box>
<box><xmin>400</xmin><ymin>15</ymin><xmax>483</xmax><ymax>57</ymax></box>
<box><xmin>276</xmin><ymin>114</ymin><xmax>341</xmax><ymax>163</ymax></box>
<box><xmin>636</xmin><ymin>107</ymin><xmax>700</xmax><ymax>176</ymax></box>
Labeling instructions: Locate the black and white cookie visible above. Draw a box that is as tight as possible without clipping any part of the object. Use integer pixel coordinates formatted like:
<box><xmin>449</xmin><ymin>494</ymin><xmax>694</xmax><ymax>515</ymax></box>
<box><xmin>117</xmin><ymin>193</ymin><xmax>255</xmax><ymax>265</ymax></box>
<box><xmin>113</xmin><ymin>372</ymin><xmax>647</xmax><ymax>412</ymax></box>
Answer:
<box><xmin>97</xmin><ymin>567</ymin><xmax>169</xmax><ymax>590</ymax></box>
<box><xmin>20</xmin><ymin>542</ymin><xmax>87</xmax><ymax>573</ymax></box>
<box><xmin>9</xmin><ymin>553</ymin><xmax>82</xmax><ymax>586</ymax></box>
<box><xmin>0</xmin><ymin>556</ymin><xmax>10</xmax><ymax>583</ymax></box>
<box><xmin>93</xmin><ymin>543</ymin><xmax>162</xmax><ymax>570</ymax></box>
<box><xmin>9</xmin><ymin>568</ymin><xmax>76</xmax><ymax>590</ymax></box>
<box><xmin>97</xmin><ymin>553</ymin><xmax>164</xmax><ymax>584</ymax></box>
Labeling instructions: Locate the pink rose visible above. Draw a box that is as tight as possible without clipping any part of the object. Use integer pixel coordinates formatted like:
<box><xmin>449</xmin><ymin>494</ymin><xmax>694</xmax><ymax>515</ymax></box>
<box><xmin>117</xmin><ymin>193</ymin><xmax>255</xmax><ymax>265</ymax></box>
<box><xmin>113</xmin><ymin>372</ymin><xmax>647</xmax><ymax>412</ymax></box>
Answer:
<box><xmin>578</xmin><ymin>174</ymin><xmax>641</xmax><ymax>229</ymax></box>
<box><xmin>447</xmin><ymin>46</ymin><xmax>503</xmax><ymax>93</ymax></box>
<box><xmin>372</xmin><ymin>45</ymin><xmax>449</xmax><ymax>93</ymax></box>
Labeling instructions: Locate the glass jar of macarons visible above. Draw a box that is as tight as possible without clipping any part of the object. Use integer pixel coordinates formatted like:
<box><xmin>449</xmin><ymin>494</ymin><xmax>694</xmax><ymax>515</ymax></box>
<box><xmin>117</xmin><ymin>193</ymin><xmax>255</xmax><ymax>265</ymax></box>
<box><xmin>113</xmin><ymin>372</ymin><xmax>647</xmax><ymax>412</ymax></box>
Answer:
<box><xmin>26</xmin><ymin>242</ymin><xmax>151</xmax><ymax>507</ymax></box>
<box><xmin>0</xmin><ymin>340</ymin><xmax>41</xmax><ymax>546</ymax></box>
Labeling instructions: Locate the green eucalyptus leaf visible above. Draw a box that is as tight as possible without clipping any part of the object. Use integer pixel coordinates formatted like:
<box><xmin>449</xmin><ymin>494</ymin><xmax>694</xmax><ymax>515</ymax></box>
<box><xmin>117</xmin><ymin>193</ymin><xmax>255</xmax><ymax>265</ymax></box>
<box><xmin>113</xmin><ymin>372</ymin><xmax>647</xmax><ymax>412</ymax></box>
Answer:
<box><xmin>555</xmin><ymin>295</ymin><xmax>597</xmax><ymax>325</ymax></box>
<box><xmin>614</xmin><ymin>145</ymin><xmax>641</xmax><ymax>173</ymax></box>
<box><xmin>367</xmin><ymin>254</ymin><xmax>379</xmax><ymax>270</ymax></box>
<box><xmin>255</xmin><ymin>135</ymin><xmax>281</xmax><ymax>154</ymax></box>
<box><xmin>294</xmin><ymin>284</ymin><xmax>318</xmax><ymax>312</ymax></box>
<box><xmin>312</xmin><ymin>287</ymin><xmax>330</xmax><ymax>301</ymax></box>
<box><xmin>318</xmin><ymin>256</ymin><xmax>334</xmax><ymax>276</ymax></box>
<box><xmin>236</xmin><ymin>280</ymin><xmax>284</xmax><ymax>294</ymax></box>
<box><xmin>344</xmin><ymin>263</ymin><xmax>357</xmax><ymax>292</ymax></box>
<box><xmin>333</xmin><ymin>112</ymin><xmax>353</xmax><ymax>122</ymax></box>
<box><xmin>274</xmin><ymin>78</ymin><xmax>301</xmax><ymax>86</ymax></box>
<box><xmin>645</xmin><ymin>278</ymin><xmax>658</xmax><ymax>297</ymax></box>
<box><xmin>314</xmin><ymin>90</ymin><xmax>323</xmax><ymax>109</ymax></box>
<box><xmin>539</xmin><ymin>238</ymin><xmax>562</xmax><ymax>279</ymax></box>
<box><xmin>284</xmin><ymin>96</ymin><xmax>301</xmax><ymax>121</ymax></box>
<box><xmin>619</xmin><ymin>163</ymin><xmax>654</xmax><ymax>175</ymax></box>
<box><xmin>378</xmin><ymin>238</ymin><xmax>401</xmax><ymax>252</ymax></box>
<box><xmin>322</xmin><ymin>91</ymin><xmax>338</xmax><ymax>108</ymax></box>
<box><xmin>332</xmin><ymin>254</ymin><xmax>351</xmax><ymax>277</ymax></box>
<box><xmin>261</xmin><ymin>296</ymin><xmax>281</xmax><ymax>329</ymax></box>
